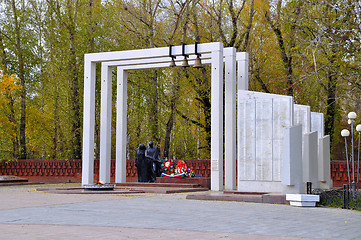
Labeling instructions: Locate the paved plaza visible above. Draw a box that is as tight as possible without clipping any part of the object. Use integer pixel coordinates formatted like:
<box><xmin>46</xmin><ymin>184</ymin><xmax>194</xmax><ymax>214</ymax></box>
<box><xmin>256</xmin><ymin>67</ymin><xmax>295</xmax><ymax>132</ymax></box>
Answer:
<box><xmin>0</xmin><ymin>184</ymin><xmax>361</xmax><ymax>239</ymax></box>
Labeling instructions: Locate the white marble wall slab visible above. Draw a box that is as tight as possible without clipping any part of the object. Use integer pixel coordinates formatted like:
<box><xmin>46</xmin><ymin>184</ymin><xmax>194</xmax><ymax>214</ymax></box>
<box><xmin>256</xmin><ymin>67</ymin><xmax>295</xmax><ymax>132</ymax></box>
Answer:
<box><xmin>238</xmin><ymin>90</ymin><xmax>293</xmax><ymax>191</ymax></box>
<box><xmin>282</xmin><ymin>125</ymin><xmax>304</xmax><ymax>194</ymax></box>
<box><xmin>273</xmin><ymin>98</ymin><xmax>294</xmax><ymax>181</ymax></box>
<box><xmin>256</xmin><ymin>100</ymin><xmax>273</xmax><ymax>181</ymax></box>
<box><xmin>319</xmin><ymin>135</ymin><xmax>332</xmax><ymax>189</ymax></box>
<box><xmin>303</xmin><ymin>131</ymin><xmax>319</xmax><ymax>188</ymax></box>
<box><xmin>239</xmin><ymin>90</ymin><xmax>294</xmax><ymax>102</ymax></box>
<box><xmin>311</xmin><ymin>112</ymin><xmax>324</xmax><ymax>139</ymax></box>
<box><xmin>294</xmin><ymin>104</ymin><xmax>311</xmax><ymax>135</ymax></box>
<box><xmin>238</xmin><ymin>100</ymin><xmax>256</xmax><ymax>180</ymax></box>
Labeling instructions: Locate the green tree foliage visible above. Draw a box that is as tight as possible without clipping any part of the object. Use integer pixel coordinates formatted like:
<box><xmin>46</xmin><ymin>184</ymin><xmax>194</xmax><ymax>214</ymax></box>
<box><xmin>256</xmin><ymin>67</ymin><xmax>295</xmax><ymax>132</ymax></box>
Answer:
<box><xmin>0</xmin><ymin>0</ymin><xmax>359</xmax><ymax>161</ymax></box>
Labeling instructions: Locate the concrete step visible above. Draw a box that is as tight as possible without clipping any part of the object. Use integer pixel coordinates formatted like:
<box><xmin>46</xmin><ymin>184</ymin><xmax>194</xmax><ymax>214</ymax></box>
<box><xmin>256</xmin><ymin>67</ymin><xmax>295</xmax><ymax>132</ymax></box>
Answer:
<box><xmin>0</xmin><ymin>175</ymin><xmax>28</xmax><ymax>183</ymax></box>
<box><xmin>116</xmin><ymin>182</ymin><xmax>202</xmax><ymax>189</ymax></box>
<box><xmin>223</xmin><ymin>190</ymin><xmax>268</xmax><ymax>195</ymax></box>
<box><xmin>187</xmin><ymin>192</ymin><xmax>288</xmax><ymax>205</ymax></box>
<box><xmin>156</xmin><ymin>177</ymin><xmax>210</xmax><ymax>189</ymax></box>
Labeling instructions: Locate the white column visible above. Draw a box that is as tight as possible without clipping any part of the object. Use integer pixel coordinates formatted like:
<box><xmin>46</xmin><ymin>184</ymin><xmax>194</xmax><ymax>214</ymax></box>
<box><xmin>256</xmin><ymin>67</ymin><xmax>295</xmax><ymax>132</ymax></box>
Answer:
<box><xmin>237</xmin><ymin>52</ymin><xmax>249</xmax><ymax>90</ymax></box>
<box><xmin>99</xmin><ymin>64</ymin><xmax>113</xmax><ymax>183</ymax></box>
<box><xmin>236</xmin><ymin>52</ymin><xmax>250</xmax><ymax>191</ymax></box>
<box><xmin>82</xmin><ymin>58</ymin><xmax>96</xmax><ymax>185</ymax></box>
<box><xmin>211</xmin><ymin>43</ymin><xmax>224</xmax><ymax>191</ymax></box>
<box><xmin>224</xmin><ymin>48</ymin><xmax>236</xmax><ymax>190</ymax></box>
<box><xmin>116</xmin><ymin>67</ymin><xmax>127</xmax><ymax>183</ymax></box>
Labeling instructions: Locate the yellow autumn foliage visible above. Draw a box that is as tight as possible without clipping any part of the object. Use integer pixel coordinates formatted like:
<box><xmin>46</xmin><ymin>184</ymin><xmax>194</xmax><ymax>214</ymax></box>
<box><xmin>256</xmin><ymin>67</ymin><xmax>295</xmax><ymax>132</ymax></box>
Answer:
<box><xmin>0</xmin><ymin>70</ymin><xmax>21</xmax><ymax>97</ymax></box>
<box><xmin>0</xmin><ymin>70</ymin><xmax>21</xmax><ymax>158</ymax></box>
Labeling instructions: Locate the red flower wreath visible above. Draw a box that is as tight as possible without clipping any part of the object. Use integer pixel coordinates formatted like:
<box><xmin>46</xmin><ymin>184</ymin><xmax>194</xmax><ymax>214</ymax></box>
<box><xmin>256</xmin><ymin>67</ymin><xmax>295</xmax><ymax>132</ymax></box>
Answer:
<box><xmin>161</xmin><ymin>158</ymin><xmax>175</xmax><ymax>175</ymax></box>
<box><xmin>175</xmin><ymin>160</ymin><xmax>188</xmax><ymax>174</ymax></box>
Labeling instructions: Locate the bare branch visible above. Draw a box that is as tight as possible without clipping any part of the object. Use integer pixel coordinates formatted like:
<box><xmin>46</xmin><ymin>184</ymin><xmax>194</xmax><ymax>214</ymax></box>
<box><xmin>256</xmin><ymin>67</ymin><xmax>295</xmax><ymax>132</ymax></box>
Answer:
<box><xmin>122</xmin><ymin>3</ymin><xmax>151</xmax><ymax>28</ymax></box>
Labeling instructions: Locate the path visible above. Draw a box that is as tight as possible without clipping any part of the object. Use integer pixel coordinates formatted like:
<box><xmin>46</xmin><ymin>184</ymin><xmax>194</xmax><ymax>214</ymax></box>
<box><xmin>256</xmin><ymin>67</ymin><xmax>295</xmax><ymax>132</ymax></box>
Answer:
<box><xmin>0</xmin><ymin>184</ymin><xmax>360</xmax><ymax>239</ymax></box>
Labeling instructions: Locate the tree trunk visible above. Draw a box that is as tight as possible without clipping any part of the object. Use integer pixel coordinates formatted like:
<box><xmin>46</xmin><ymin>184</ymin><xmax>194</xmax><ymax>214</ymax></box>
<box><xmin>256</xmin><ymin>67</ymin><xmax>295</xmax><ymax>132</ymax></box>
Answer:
<box><xmin>0</xmin><ymin>35</ymin><xmax>7</xmax><ymax>71</ymax></box>
<box><xmin>272</xmin><ymin>26</ymin><xmax>294</xmax><ymax>96</ymax></box>
<box><xmin>8</xmin><ymin>97</ymin><xmax>18</xmax><ymax>159</ymax></box>
<box><xmin>87</xmin><ymin>0</ymin><xmax>95</xmax><ymax>52</ymax></box>
<box><xmin>201</xmin><ymin>67</ymin><xmax>211</xmax><ymax>150</ymax></box>
<box><xmin>11</xmin><ymin>0</ymin><xmax>26</xmax><ymax>159</ymax></box>
<box><xmin>94</xmin><ymin>92</ymin><xmax>100</xmax><ymax>160</ymax></box>
<box><xmin>148</xmin><ymin>19</ymin><xmax>159</xmax><ymax>144</ymax></box>
<box><xmin>324</xmin><ymin>71</ymin><xmax>338</xmax><ymax>147</ymax></box>
<box><xmin>240</xmin><ymin>0</ymin><xmax>254</xmax><ymax>51</ymax></box>
<box><xmin>163</xmin><ymin>71</ymin><xmax>181</xmax><ymax>158</ymax></box>
<box><xmin>265</xmin><ymin>5</ymin><xmax>299</xmax><ymax>97</ymax></box>
<box><xmin>69</xmin><ymin>25</ymin><xmax>82</xmax><ymax>159</ymax></box>
<box><xmin>52</xmin><ymin>85</ymin><xmax>59</xmax><ymax>159</ymax></box>
<box><xmin>88</xmin><ymin>0</ymin><xmax>100</xmax><ymax>159</ymax></box>
<box><xmin>163</xmin><ymin>109</ymin><xmax>174</xmax><ymax>159</ymax></box>
<box><xmin>149</xmin><ymin>69</ymin><xmax>159</xmax><ymax>144</ymax></box>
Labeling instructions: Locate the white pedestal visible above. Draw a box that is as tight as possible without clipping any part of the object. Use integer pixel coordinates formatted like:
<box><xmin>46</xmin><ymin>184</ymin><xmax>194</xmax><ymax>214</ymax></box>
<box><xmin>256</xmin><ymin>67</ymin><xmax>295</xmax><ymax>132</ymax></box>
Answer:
<box><xmin>286</xmin><ymin>194</ymin><xmax>320</xmax><ymax>207</ymax></box>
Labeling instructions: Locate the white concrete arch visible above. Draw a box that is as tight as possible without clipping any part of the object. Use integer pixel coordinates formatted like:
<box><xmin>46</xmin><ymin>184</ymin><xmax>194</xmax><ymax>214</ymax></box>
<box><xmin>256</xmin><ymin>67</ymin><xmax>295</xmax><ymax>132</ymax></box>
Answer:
<box><xmin>82</xmin><ymin>43</ymin><xmax>249</xmax><ymax>191</ymax></box>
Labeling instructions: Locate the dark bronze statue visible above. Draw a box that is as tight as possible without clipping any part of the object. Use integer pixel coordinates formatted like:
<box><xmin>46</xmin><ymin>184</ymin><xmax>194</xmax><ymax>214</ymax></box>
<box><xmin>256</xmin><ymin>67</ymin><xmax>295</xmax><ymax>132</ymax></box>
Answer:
<box><xmin>145</xmin><ymin>141</ymin><xmax>161</xmax><ymax>182</ymax></box>
<box><xmin>135</xmin><ymin>143</ymin><xmax>151</xmax><ymax>182</ymax></box>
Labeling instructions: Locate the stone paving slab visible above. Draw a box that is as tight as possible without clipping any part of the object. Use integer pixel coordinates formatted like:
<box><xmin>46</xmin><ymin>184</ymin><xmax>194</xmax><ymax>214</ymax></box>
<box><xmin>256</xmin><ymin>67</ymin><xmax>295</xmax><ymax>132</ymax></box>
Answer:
<box><xmin>0</xmin><ymin>183</ymin><xmax>126</xmax><ymax>210</ymax></box>
<box><xmin>0</xmin><ymin>184</ymin><xmax>361</xmax><ymax>239</ymax></box>
<box><xmin>0</xmin><ymin>224</ymin><xmax>316</xmax><ymax>240</ymax></box>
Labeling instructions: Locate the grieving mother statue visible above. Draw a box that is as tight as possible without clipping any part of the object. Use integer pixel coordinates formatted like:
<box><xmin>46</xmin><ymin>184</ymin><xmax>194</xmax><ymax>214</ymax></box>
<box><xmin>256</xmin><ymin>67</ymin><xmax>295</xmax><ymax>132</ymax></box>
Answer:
<box><xmin>145</xmin><ymin>141</ymin><xmax>161</xmax><ymax>182</ymax></box>
<box><xmin>135</xmin><ymin>143</ymin><xmax>151</xmax><ymax>182</ymax></box>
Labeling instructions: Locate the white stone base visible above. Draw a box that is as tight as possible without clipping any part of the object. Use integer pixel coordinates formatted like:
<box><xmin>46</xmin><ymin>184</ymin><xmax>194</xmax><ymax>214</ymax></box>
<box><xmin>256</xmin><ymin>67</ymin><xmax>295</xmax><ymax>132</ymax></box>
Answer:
<box><xmin>237</xmin><ymin>181</ymin><xmax>283</xmax><ymax>193</ymax></box>
<box><xmin>286</xmin><ymin>194</ymin><xmax>320</xmax><ymax>207</ymax></box>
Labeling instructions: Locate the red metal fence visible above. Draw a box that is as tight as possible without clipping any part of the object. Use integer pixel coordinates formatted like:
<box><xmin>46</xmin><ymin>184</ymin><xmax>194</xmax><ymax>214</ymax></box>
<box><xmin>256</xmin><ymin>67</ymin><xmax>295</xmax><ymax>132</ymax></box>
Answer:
<box><xmin>0</xmin><ymin>159</ymin><xmax>357</xmax><ymax>187</ymax></box>
<box><xmin>0</xmin><ymin>159</ymin><xmax>211</xmax><ymax>183</ymax></box>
